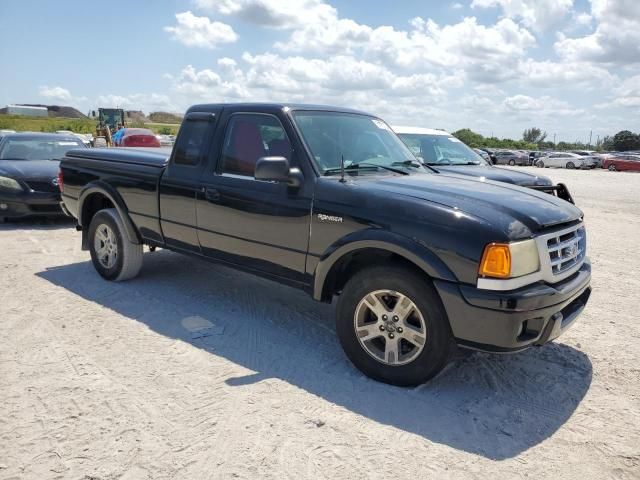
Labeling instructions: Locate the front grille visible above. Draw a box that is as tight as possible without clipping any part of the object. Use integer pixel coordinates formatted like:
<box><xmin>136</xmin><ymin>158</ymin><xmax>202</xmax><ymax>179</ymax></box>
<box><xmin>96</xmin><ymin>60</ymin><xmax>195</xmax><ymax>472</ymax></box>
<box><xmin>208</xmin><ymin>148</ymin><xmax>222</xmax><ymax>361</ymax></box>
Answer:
<box><xmin>547</xmin><ymin>226</ymin><xmax>586</xmax><ymax>275</ymax></box>
<box><xmin>25</xmin><ymin>180</ymin><xmax>58</xmax><ymax>193</ymax></box>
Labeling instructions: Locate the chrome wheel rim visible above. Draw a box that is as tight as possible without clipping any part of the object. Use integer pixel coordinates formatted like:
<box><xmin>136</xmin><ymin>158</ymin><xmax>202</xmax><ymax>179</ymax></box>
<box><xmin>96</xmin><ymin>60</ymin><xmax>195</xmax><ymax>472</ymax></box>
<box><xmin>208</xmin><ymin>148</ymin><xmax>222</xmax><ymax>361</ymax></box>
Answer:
<box><xmin>354</xmin><ymin>289</ymin><xmax>427</xmax><ymax>366</ymax></box>
<box><xmin>94</xmin><ymin>223</ymin><xmax>118</xmax><ymax>269</ymax></box>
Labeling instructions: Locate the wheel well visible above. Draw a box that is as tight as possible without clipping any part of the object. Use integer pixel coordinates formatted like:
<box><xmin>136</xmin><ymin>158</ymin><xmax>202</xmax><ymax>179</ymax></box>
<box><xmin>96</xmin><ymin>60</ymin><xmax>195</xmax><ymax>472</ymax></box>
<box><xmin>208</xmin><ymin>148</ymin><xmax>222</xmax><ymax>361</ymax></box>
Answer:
<box><xmin>81</xmin><ymin>193</ymin><xmax>115</xmax><ymax>230</ymax></box>
<box><xmin>320</xmin><ymin>248</ymin><xmax>428</xmax><ymax>302</ymax></box>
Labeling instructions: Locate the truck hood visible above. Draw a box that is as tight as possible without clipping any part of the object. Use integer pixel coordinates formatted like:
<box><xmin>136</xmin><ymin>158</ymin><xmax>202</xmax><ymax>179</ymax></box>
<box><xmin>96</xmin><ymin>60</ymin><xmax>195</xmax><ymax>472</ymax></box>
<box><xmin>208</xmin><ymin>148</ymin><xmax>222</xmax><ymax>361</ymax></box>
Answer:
<box><xmin>433</xmin><ymin>165</ymin><xmax>552</xmax><ymax>186</ymax></box>
<box><xmin>367</xmin><ymin>173</ymin><xmax>582</xmax><ymax>236</ymax></box>
<box><xmin>0</xmin><ymin>160</ymin><xmax>60</xmax><ymax>180</ymax></box>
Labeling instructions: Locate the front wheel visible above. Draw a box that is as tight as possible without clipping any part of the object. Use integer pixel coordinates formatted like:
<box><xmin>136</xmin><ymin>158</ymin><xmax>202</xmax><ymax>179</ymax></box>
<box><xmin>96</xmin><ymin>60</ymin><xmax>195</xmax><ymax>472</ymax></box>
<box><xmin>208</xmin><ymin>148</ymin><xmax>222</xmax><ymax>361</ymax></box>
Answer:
<box><xmin>336</xmin><ymin>266</ymin><xmax>452</xmax><ymax>386</ymax></box>
<box><xmin>508</xmin><ymin>159</ymin><xmax>516</xmax><ymax>166</ymax></box>
<box><xmin>566</xmin><ymin>162</ymin><xmax>575</xmax><ymax>169</ymax></box>
<box><xmin>608</xmin><ymin>164</ymin><xmax>617</xmax><ymax>171</ymax></box>
<box><xmin>537</xmin><ymin>161</ymin><xmax>545</xmax><ymax>168</ymax></box>
<box><xmin>88</xmin><ymin>208</ymin><xmax>143</xmax><ymax>281</ymax></box>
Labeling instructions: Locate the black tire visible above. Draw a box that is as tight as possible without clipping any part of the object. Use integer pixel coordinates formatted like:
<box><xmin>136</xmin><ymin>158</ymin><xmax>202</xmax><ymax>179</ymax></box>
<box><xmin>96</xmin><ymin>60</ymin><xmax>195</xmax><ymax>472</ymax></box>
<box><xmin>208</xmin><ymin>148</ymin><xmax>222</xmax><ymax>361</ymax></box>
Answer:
<box><xmin>335</xmin><ymin>265</ymin><xmax>452</xmax><ymax>386</ymax></box>
<box><xmin>566</xmin><ymin>162</ymin><xmax>575</xmax><ymax>169</ymax></box>
<box><xmin>537</xmin><ymin>161</ymin><xmax>544</xmax><ymax>168</ymax></box>
<box><xmin>88</xmin><ymin>208</ymin><xmax>143</xmax><ymax>281</ymax></box>
<box><xmin>608</xmin><ymin>164</ymin><xmax>617</xmax><ymax>171</ymax></box>
<box><xmin>508</xmin><ymin>159</ymin><xmax>516</xmax><ymax>166</ymax></box>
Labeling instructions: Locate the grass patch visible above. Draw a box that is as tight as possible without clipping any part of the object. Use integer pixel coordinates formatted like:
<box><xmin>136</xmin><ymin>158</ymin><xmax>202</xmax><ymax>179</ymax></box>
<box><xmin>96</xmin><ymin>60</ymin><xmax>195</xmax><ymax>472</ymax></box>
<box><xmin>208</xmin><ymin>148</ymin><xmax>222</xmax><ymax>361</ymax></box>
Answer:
<box><xmin>0</xmin><ymin>115</ymin><xmax>180</xmax><ymax>135</ymax></box>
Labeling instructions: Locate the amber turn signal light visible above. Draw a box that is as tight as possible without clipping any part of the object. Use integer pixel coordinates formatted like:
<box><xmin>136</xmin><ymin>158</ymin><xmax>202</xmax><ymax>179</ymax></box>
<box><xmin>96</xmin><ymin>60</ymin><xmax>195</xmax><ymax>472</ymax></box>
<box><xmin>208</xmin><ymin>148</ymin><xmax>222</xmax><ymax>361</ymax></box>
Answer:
<box><xmin>479</xmin><ymin>243</ymin><xmax>511</xmax><ymax>278</ymax></box>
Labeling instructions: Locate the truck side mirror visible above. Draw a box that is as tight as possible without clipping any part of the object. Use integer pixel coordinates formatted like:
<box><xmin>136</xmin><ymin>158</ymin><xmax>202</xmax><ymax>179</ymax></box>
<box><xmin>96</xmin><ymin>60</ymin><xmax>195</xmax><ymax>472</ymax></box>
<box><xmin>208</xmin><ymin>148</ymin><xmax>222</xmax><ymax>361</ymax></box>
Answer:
<box><xmin>255</xmin><ymin>156</ymin><xmax>303</xmax><ymax>188</ymax></box>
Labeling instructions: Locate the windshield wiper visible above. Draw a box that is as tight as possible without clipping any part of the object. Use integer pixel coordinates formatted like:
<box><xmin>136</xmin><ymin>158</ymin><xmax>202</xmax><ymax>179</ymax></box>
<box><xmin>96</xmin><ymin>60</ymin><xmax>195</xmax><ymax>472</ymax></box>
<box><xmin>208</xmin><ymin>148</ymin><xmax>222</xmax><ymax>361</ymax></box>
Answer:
<box><xmin>324</xmin><ymin>162</ymin><xmax>408</xmax><ymax>176</ymax></box>
<box><xmin>391</xmin><ymin>159</ymin><xmax>422</xmax><ymax>168</ymax></box>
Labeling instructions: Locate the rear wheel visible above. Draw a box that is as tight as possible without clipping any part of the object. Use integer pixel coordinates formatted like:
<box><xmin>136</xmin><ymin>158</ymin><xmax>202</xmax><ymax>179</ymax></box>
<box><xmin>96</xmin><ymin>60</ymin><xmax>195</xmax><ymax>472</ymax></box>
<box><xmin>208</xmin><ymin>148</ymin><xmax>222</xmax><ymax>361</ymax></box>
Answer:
<box><xmin>566</xmin><ymin>162</ymin><xmax>576</xmax><ymax>169</ymax></box>
<box><xmin>608</xmin><ymin>164</ymin><xmax>617</xmax><ymax>171</ymax></box>
<box><xmin>88</xmin><ymin>208</ymin><xmax>143</xmax><ymax>281</ymax></box>
<box><xmin>335</xmin><ymin>265</ymin><xmax>452</xmax><ymax>386</ymax></box>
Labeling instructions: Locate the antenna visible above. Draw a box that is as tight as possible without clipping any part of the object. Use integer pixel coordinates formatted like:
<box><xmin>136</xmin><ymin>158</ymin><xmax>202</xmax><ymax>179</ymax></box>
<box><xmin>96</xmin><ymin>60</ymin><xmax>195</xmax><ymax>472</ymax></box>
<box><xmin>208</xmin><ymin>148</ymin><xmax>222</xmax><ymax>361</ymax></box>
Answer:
<box><xmin>339</xmin><ymin>153</ymin><xmax>346</xmax><ymax>183</ymax></box>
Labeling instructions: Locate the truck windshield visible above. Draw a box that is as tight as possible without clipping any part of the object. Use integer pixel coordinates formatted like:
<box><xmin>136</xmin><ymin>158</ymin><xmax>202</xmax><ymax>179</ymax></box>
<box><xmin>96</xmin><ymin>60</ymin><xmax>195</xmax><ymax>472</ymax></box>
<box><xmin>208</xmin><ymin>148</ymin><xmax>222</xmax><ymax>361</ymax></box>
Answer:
<box><xmin>292</xmin><ymin>111</ymin><xmax>423</xmax><ymax>175</ymax></box>
<box><xmin>396</xmin><ymin>133</ymin><xmax>490</xmax><ymax>166</ymax></box>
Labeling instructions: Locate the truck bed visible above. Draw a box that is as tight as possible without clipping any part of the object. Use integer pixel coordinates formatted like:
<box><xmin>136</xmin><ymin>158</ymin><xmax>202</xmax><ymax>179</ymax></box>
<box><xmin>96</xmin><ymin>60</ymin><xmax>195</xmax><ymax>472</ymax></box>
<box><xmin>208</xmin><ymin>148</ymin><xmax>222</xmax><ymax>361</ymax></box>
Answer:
<box><xmin>65</xmin><ymin>147</ymin><xmax>171</xmax><ymax>168</ymax></box>
<box><xmin>62</xmin><ymin>148</ymin><xmax>170</xmax><ymax>244</ymax></box>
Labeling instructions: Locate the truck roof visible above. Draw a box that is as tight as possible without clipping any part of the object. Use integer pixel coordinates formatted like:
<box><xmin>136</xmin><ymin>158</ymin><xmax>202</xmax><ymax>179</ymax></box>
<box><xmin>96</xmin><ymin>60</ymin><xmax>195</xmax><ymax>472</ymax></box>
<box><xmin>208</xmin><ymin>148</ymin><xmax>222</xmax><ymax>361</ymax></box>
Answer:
<box><xmin>392</xmin><ymin>126</ymin><xmax>451</xmax><ymax>136</ymax></box>
<box><xmin>187</xmin><ymin>103</ymin><xmax>372</xmax><ymax>116</ymax></box>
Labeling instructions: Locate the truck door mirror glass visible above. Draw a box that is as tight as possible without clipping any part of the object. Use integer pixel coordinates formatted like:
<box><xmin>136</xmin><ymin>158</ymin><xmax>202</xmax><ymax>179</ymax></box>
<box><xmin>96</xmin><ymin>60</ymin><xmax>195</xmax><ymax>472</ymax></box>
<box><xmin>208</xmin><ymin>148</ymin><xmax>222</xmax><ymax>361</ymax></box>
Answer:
<box><xmin>255</xmin><ymin>156</ymin><xmax>303</xmax><ymax>187</ymax></box>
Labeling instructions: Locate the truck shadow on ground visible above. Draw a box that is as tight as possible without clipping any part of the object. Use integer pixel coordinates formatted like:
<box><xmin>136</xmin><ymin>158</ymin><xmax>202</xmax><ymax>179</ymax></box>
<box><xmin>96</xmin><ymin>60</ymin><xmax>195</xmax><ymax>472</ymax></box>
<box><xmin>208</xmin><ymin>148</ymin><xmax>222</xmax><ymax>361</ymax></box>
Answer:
<box><xmin>38</xmin><ymin>249</ymin><xmax>592</xmax><ymax>460</ymax></box>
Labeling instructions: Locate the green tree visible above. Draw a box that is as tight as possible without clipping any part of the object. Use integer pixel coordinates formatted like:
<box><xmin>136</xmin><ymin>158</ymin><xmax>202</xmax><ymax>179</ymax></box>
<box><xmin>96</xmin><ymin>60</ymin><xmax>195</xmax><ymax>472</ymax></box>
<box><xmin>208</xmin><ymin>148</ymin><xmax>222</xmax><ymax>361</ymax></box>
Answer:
<box><xmin>451</xmin><ymin>128</ymin><xmax>484</xmax><ymax>147</ymax></box>
<box><xmin>600</xmin><ymin>135</ymin><xmax>615</xmax><ymax>151</ymax></box>
<box><xmin>613</xmin><ymin>130</ymin><xmax>640</xmax><ymax>151</ymax></box>
<box><xmin>522</xmin><ymin>127</ymin><xmax>547</xmax><ymax>144</ymax></box>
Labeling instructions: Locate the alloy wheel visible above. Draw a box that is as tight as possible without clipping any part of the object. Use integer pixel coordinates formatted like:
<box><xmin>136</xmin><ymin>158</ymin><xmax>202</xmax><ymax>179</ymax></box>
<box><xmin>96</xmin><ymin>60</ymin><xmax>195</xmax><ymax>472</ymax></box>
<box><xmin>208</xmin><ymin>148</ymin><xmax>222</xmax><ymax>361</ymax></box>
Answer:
<box><xmin>94</xmin><ymin>223</ymin><xmax>118</xmax><ymax>269</ymax></box>
<box><xmin>353</xmin><ymin>290</ymin><xmax>427</xmax><ymax>366</ymax></box>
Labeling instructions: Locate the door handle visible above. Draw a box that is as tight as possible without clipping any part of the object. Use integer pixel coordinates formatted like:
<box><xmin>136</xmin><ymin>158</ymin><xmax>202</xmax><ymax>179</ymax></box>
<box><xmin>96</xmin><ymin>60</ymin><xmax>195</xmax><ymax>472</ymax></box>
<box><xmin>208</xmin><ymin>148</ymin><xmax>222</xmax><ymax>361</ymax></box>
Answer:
<box><xmin>204</xmin><ymin>188</ymin><xmax>220</xmax><ymax>202</ymax></box>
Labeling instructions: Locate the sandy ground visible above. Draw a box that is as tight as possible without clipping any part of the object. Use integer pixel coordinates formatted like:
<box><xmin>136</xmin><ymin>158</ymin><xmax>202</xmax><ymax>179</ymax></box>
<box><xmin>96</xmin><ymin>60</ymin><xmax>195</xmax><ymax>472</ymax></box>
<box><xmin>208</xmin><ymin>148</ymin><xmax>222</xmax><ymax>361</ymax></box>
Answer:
<box><xmin>1</xmin><ymin>166</ymin><xmax>639</xmax><ymax>479</ymax></box>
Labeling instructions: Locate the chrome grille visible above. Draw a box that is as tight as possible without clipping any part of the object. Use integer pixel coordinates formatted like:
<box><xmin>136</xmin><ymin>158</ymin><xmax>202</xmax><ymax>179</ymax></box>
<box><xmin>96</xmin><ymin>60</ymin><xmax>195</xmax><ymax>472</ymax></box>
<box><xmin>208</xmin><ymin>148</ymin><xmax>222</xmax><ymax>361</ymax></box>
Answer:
<box><xmin>547</xmin><ymin>226</ymin><xmax>586</xmax><ymax>275</ymax></box>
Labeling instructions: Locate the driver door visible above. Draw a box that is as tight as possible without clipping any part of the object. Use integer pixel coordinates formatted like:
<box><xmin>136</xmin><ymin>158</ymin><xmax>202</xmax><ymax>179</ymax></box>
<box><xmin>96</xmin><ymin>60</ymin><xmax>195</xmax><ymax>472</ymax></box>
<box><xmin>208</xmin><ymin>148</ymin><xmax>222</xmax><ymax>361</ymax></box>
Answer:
<box><xmin>195</xmin><ymin>111</ymin><xmax>313</xmax><ymax>283</ymax></box>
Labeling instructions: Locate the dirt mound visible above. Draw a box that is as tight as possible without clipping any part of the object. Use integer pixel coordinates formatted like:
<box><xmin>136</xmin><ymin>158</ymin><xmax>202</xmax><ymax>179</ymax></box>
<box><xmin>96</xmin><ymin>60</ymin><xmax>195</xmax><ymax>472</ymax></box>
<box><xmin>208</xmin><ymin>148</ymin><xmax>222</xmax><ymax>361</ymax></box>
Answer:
<box><xmin>0</xmin><ymin>104</ymin><xmax>89</xmax><ymax>119</ymax></box>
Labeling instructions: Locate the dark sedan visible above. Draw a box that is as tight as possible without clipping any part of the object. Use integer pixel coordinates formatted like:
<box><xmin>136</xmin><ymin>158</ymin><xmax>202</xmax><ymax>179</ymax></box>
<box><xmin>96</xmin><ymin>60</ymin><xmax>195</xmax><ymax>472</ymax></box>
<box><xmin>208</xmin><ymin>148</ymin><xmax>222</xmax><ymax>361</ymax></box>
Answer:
<box><xmin>0</xmin><ymin>133</ymin><xmax>86</xmax><ymax>222</ymax></box>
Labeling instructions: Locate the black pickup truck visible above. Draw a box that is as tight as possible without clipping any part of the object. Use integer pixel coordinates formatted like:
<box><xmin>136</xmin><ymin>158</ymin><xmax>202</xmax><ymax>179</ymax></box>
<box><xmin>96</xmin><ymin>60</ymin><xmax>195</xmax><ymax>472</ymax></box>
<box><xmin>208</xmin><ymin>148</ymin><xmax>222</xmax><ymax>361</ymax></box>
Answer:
<box><xmin>59</xmin><ymin>103</ymin><xmax>592</xmax><ymax>386</ymax></box>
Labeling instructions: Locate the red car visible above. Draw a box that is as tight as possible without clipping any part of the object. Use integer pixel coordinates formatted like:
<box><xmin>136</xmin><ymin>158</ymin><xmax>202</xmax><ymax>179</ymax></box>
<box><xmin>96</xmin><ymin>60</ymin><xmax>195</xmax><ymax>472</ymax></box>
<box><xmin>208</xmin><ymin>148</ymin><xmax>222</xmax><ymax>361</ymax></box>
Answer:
<box><xmin>603</xmin><ymin>154</ymin><xmax>640</xmax><ymax>172</ymax></box>
<box><xmin>115</xmin><ymin>128</ymin><xmax>161</xmax><ymax>148</ymax></box>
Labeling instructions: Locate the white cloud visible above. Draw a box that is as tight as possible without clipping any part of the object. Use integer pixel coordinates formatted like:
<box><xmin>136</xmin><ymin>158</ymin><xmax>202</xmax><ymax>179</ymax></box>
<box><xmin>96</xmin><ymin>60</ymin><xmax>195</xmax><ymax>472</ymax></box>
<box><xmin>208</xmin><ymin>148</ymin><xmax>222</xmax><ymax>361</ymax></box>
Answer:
<box><xmin>502</xmin><ymin>94</ymin><xmax>584</xmax><ymax>116</ymax></box>
<box><xmin>554</xmin><ymin>0</ymin><xmax>640</xmax><ymax>64</ymax></box>
<box><xmin>194</xmin><ymin>0</ymin><xmax>334</xmax><ymax>28</ymax></box>
<box><xmin>517</xmin><ymin>59</ymin><xmax>615</xmax><ymax>89</ymax></box>
<box><xmin>95</xmin><ymin>93</ymin><xmax>176</xmax><ymax>112</ymax></box>
<box><xmin>164</xmin><ymin>11</ymin><xmax>238</xmax><ymax>49</ymax></box>
<box><xmin>452</xmin><ymin>2</ymin><xmax>464</xmax><ymax>9</ymax></box>
<box><xmin>575</xmin><ymin>12</ymin><xmax>592</xmax><ymax>26</ymax></box>
<box><xmin>39</xmin><ymin>86</ymin><xmax>72</xmax><ymax>101</ymax></box>
<box><xmin>612</xmin><ymin>74</ymin><xmax>640</xmax><ymax>107</ymax></box>
<box><xmin>471</xmin><ymin>0</ymin><xmax>573</xmax><ymax>31</ymax></box>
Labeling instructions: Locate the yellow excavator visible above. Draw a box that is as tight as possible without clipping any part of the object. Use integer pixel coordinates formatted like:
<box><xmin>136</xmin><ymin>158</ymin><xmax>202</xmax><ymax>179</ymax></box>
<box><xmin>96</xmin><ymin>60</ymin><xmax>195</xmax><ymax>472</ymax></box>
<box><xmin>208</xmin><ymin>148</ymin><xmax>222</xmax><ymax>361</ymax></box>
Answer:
<box><xmin>93</xmin><ymin>108</ymin><xmax>125</xmax><ymax>147</ymax></box>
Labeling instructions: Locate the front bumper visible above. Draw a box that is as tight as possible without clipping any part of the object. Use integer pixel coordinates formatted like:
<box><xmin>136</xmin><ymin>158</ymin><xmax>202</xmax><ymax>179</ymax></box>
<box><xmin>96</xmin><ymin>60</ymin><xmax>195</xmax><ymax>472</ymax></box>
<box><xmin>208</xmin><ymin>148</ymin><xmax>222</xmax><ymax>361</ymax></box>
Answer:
<box><xmin>0</xmin><ymin>191</ymin><xmax>64</xmax><ymax>218</ymax></box>
<box><xmin>434</xmin><ymin>260</ymin><xmax>591</xmax><ymax>352</ymax></box>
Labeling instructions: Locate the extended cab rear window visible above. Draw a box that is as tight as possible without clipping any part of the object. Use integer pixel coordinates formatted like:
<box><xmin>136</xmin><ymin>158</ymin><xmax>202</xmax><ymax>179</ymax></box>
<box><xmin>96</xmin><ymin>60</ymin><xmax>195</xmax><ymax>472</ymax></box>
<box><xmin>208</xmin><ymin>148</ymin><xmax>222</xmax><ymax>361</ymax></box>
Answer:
<box><xmin>173</xmin><ymin>118</ymin><xmax>211</xmax><ymax>166</ymax></box>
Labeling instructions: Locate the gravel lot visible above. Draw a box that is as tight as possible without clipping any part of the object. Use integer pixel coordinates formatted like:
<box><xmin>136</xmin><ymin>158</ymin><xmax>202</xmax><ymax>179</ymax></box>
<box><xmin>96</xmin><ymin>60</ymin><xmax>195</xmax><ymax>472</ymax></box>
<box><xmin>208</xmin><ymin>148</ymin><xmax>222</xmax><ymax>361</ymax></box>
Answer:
<box><xmin>1</xmin><ymin>167</ymin><xmax>639</xmax><ymax>479</ymax></box>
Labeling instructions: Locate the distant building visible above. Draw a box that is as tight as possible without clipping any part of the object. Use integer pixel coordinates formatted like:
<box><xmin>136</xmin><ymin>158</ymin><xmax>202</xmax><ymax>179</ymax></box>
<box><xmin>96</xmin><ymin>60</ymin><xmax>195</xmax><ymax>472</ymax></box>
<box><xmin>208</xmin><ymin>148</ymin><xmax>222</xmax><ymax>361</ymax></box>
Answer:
<box><xmin>5</xmin><ymin>104</ymin><xmax>48</xmax><ymax>117</ymax></box>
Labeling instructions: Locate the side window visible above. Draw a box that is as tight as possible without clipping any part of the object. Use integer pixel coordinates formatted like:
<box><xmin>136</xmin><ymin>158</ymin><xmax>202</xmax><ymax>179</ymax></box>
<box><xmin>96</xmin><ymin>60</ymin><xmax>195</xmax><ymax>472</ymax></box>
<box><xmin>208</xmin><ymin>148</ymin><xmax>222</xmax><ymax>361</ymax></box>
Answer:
<box><xmin>173</xmin><ymin>119</ymin><xmax>211</xmax><ymax>166</ymax></box>
<box><xmin>220</xmin><ymin>114</ymin><xmax>292</xmax><ymax>177</ymax></box>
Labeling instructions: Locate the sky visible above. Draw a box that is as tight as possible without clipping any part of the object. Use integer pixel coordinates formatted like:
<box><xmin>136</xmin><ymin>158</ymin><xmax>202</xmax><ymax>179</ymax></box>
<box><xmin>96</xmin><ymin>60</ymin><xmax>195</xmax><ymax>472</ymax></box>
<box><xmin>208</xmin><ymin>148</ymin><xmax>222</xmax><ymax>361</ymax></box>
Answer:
<box><xmin>0</xmin><ymin>0</ymin><xmax>639</xmax><ymax>142</ymax></box>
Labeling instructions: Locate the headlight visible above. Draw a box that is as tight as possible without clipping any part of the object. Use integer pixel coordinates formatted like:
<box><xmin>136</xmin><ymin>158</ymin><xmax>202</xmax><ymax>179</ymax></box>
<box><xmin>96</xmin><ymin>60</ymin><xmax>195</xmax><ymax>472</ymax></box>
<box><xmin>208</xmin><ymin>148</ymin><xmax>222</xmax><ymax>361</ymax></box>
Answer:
<box><xmin>0</xmin><ymin>175</ymin><xmax>23</xmax><ymax>192</ymax></box>
<box><xmin>479</xmin><ymin>239</ymin><xmax>540</xmax><ymax>279</ymax></box>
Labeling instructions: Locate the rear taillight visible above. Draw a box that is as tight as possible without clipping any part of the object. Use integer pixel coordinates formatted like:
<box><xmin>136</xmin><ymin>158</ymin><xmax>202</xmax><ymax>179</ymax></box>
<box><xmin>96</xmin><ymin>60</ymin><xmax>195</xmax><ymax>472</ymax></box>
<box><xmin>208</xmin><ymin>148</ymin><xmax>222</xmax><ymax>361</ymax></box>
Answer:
<box><xmin>57</xmin><ymin>170</ymin><xmax>64</xmax><ymax>193</ymax></box>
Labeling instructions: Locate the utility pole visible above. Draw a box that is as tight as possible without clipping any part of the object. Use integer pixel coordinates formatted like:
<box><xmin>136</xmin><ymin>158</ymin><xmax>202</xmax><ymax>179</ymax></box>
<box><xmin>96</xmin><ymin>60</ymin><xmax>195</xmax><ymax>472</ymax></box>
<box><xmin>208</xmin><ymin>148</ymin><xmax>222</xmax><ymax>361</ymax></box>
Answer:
<box><xmin>589</xmin><ymin>130</ymin><xmax>593</xmax><ymax>147</ymax></box>
<box><xmin>553</xmin><ymin>133</ymin><xmax>556</xmax><ymax>145</ymax></box>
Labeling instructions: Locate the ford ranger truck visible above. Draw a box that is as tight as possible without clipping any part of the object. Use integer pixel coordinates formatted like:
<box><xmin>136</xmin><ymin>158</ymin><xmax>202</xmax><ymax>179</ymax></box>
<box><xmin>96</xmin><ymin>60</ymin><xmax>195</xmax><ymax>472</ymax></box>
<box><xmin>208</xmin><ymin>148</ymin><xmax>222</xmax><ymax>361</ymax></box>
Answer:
<box><xmin>59</xmin><ymin>103</ymin><xmax>592</xmax><ymax>386</ymax></box>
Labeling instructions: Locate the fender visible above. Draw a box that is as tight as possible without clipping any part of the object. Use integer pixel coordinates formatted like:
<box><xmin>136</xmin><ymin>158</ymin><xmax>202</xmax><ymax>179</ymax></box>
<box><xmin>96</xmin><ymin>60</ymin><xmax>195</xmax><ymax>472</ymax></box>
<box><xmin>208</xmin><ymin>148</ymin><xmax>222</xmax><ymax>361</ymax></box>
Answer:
<box><xmin>78</xmin><ymin>181</ymin><xmax>141</xmax><ymax>248</ymax></box>
<box><xmin>312</xmin><ymin>229</ymin><xmax>458</xmax><ymax>301</ymax></box>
